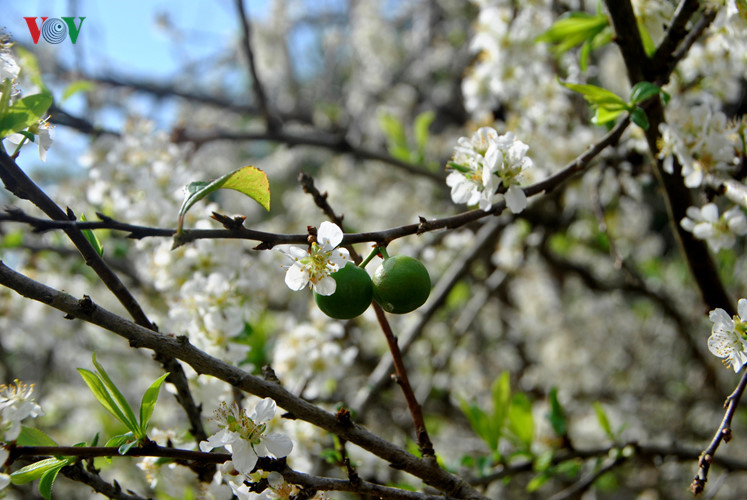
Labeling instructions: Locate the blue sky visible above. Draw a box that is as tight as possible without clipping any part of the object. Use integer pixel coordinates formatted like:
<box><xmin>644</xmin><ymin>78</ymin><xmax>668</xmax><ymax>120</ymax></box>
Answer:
<box><xmin>5</xmin><ymin>0</ymin><xmax>271</xmax><ymax>79</ymax></box>
<box><xmin>4</xmin><ymin>0</ymin><xmax>276</xmax><ymax>168</ymax></box>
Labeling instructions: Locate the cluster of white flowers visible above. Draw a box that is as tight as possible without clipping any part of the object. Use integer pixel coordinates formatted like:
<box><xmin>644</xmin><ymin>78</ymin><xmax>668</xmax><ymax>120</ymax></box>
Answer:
<box><xmin>0</xmin><ymin>34</ymin><xmax>53</xmax><ymax>161</ymax></box>
<box><xmin>272</xmin><ymin>321</ymin><xmax>358</xmax><ymax>400</ymax></box>
<box><xmin>680</xmin><ymin>203</ymin><xmax>747</xmax><ymax>252</ymax></box>
<box><xmin>280</xmin><ymin>221</ymin><xmax>351</xmax><ymax>296</ymax></box>
<box><xmin>446</xmin><ymin>127</ymin><xmax>533</xmax><ymax>213</ymax></box>
<box><xmin>0</xmin><ymin>380</ymin><xmax>44</xmax><ymax>490</ymax></box>
<box><xmin>200</xmin><ymin>398</ymin><xmax>292</xmax><ymax>482</ymax></box>
<box><xmin>658</xmin><ymin>99</ymin><xmax>742</xmax><ymax>188</ymax></box>
<box><xmin>709</xmin><ymin>299</ymin><xmax>747</xmax><ymax>373</ymax></box>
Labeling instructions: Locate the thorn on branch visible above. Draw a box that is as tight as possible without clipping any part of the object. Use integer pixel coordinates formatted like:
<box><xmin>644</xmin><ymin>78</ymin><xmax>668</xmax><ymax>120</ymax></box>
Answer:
<box><xmin>78</xmin><ymin>294</ymin><xmax>96</xmax><ymax>314</ymax></box>
<box><xmin>211</xmin><ymin>212</ymin><xmax>246</xmax><ymax>230</ymax></box>
<box><xmin>416</xmin><ymin>216</ymin><xmax>428</xmax><ymax>235</ymax></box>
<box><xmin>262</xmin><ymin>365</ymin><xmax>280</xmax><ymax>383</ymax></box>
<box><xmin>335</xmin><ymin>407</ymin><xmax>352</xmax><ymax>428</ymax></box>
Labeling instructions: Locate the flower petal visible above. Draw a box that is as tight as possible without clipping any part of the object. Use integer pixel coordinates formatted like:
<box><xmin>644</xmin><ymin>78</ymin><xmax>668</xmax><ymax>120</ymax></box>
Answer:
<box><xmin>261</xmin><ymin>432</ymin><xmax>293</xmax><ymax>458</ymax></box>
<box><xmin>314</xmin><ymin>275</ymin><xmax>337</xmax><ymax>296</ymax></box>
<box><xmin>284</xmin><ymin>264</ymin><xmax>309</xmax><ymax>291</ymax></box>
<box><xmin>252</xmin><ymin>398</ymin><xmax>276</xmax><ymax>423</ymax></box>
<box><xmin>505</xmin><ymin>185</ymin><xmax>527</xmax><ymax>214</ymax></box>
<box><xmin>230</xmin><ymin>440</ymin><xmax>259</xmax><ymax>475</ymax></box>
<box><xmin>318</xmin><ymin>221</ymin><xmax>343</xmax><ymax>249</ymax></box>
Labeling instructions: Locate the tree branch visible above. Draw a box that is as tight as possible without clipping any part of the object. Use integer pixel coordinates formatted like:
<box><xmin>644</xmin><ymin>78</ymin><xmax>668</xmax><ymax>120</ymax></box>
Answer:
<box><xmin>0</xmin><ymin>261</ymin><xmax>487</xmax><ymax>500</ymax></box>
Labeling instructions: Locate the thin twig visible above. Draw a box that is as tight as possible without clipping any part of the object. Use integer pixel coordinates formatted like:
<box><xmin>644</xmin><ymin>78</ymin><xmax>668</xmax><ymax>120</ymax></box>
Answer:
<box><xmin>298</xmin><ymin>171</ymin><xmax>437</xmax><ymax>460</ymax></box>
<box><xmin>235</xmin><ymin>0</ymin><xmax>281</xmax><ymax>132</ymax></box>
<box><xmin>2</xmin><ymin>118</ymin><xmax>631</xmax><ymax>249</ymax></box>
<box><xmin>691</xmin><ymin>371</ymin><xmax>747</xmax><ymax>494</ymax></box>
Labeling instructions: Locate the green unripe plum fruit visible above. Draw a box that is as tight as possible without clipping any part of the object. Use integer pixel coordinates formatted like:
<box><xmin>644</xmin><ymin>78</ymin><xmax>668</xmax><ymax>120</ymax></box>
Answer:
<box><xmin>372</xmin><ymin>255</ymin><xmax>431</xmax><ymax>314</ymax></box>
<box><xmin>314</xmin><ymin>262</ymin><xmax>373</xmax><ymax>319</ymax></box>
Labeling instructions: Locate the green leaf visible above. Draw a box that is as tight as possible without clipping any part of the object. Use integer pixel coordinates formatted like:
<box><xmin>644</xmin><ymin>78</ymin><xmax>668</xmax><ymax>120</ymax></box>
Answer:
<box><xmin>39</xmin><ymin>465</ymin><xmax>64</xmax><ymax>500</ymax></box>
<box><xmin>11</xmin><ymin>458</ymin><xmax>66</xmax><ymax>485</ymax></box>
<box><xmin>378</xmin><ymin>113</ymin><xmax>407</xmax><ymax>149</ymax></box>
<box><xmin>119</xmin><ymin>439</ymin><xmax>139</xmax><ymax>455</ymax></box>
<box><xmin>593</xmin><ymin>401</ymin><xmax>615</xmax><ymax>440</ymax></box>
<box><xmin>61</xmin><ymin>80</ymin><xmax>94</xmax><ymax>102</ymax></box>
<box><xmin>593</xmin><ymin>107</ymin><xmax>625</xmax><ymax>126</ymax></box>
<box><xmin>105</xmin><ymin>432</ymin><xmax>134</xmax><ymax>449</ymax></box>
<box><xmin>629</xmin><ymin>82</ymin><xmax>663</xmax><ymax>105</ymax></box>
<box><xmin>91</xmin><ymin>353</ymin><xmax>140</xmax><ymax>436</ymax></box>
<box><xmin>0</xmin><ymin>93</ymin><xmax>53</xmax><ymax>139</ymax></box>
<box><xmin>637</xmin><ymin>19</ymin><xmax>656</xmax><ymax>56</ymax></box>
<box><xmin>507</xmin><ymin>393</ymin><xmax>534</xmax><ymax>449</ymax></box>
<box><xmin>547</xmin><ymin>388</ymin><xmax>567</xmax><ymax>437</ymax></box>
<box><xmin>77</xmin><ymin>368</ymin><xmax>132</xmax><ymax>430</ymax></box>
<box><xmin>414</xmin><ymin>110</ymin><xmax>435</xmax><ymax>152</ymax></box>
<box><xmin>79</xmin><ymin>214</ymin><xmax>104</xmax><ymax>256</ymax></box>
<box><xmin>491</xmin><ymin>371</ymin><xmax>512</xmax><ymax>432</ymax></box>
<box><xmin>561</xmin><ymin>81</ymin><xmax>627</xmax><ymax>108</ymax></box>
<box><xmin>17</xmin><ymin>426</ymin><xmax>58</xmax><ymax>447</ymax></box>
<box><xmin>177</xmin><ymin>165</ymin><xmax>270</xmax><ymax>232</ymax></box>
<box><xmin>527</xmin><ymin>471</ymin><xmax>551</xmax><ymax>492</ymax></box>
<box><xmin>459</xmin><ymin>398</ymin><xmax>497</xmax><ymax>452</ymax></box>
<box><xmin>630</xmin><ymin>107</ymin><xmax>650</xmax><ymax>130</ymax></box>
<box><xmin>139</xmin><ymin>372</ymin><xmax>170</xmax><ymax>434</ymax></box>
<box><xmin>536</xmin><ymin>12</ymin><xmax>609</xmax><ymax>54</ymax></box>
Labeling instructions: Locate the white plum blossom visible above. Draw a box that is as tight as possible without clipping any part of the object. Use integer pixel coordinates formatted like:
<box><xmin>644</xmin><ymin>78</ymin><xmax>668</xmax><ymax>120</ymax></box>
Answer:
<box><xmin>708</xmin><ymin>299</ymin><xmax>747</xmax><ymax>373</ymax></box>
<box><xmin>446</xmin><ymin>127</ymin><xmax>533</xmax><ymax>213</ymax></box>
<box><xmin>200</xmin><ymin>399</ymin><xmax>293</xmax><ymax>476</ymax></box>
<box><xmin>229</xmin><ymin>471</ymin><xmax>297</xmax><ymax>500</ymax></box>
<box><xmin>658</xmin><ymin>101</ymin><xmax>741</xmax><ymax>187</ymax></box>
<box><xmin>280</xmin><ymin>222</ymin><xmax>351</xmax><ymax>296</ymax></box>
<box><xmin>0</xmin><ymin>380</ymin><xmax>43</xmax><ymax>492</ymax></box>
<box><xmin>680</xmin><ymin>203</ymin><xmax>747</xmax><ymax>252</ymax></box>
<box><xmin>0</xmin><ymin>379</ymin><xmax>43</xmax><ymax>442</ymax></box>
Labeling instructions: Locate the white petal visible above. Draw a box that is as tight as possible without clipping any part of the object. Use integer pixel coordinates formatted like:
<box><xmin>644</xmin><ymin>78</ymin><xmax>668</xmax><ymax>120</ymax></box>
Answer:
<box><xmin>329</xmin><ymin>248</ymin><xmax>351</xmax><ymax>268</ymax></box>
<box><xmin>739</xmin><ymin>299</ymin><xmax>747</xmax><ymax>320</ymax></box>
<box><xmin>280</xmin><ymin>246</ymin><xmax>308</xmax><ymax>261</ymax></box>
<box><xmin>229</xmin><ymin>481</ymin><xmax>253</xmax><ymax>500</ymax></box>
<box><xmin>505</xmin><ymin>185</ymin><xmax>527</xmax><ymax>214</ymax></box>
<box><xmin>267</xmin><ymin>471</ymin><xmax>285</xmax><ymax>488</ymax></box>
<box><xmin>314</xmin><ymin>276</ymin><xmax>337</xmax><ymax>296</ymax></box>
<box><xmin>701</xmin><ymin>203</ymin><xmax>719</xmax><ymax>222</ymax></box>
<box><xmin>252</xmin><ymin>398</ymin><xmax>276</xmax><ymax>423</ymax></box>
<box><xmin>261</xmin><ymin>432</ymin><xmax>293</xmax><ymax>458</ymax></box>
<box><xmin>284</xmin><ymin>265</ymin><xmax>309</xmax><ymax>291</ymax></box>
<box><xmin>478</xmin><ymin>196</ymin><xmax>493</xmax><ymax>211</ymax></box>
<box><xmin>318</xmin><ymin>221</ymin><xmax>343</xmax><ymax>249</ymax></box>
<box><xmin>484</xmin><ymin>143</ymin><xmax>501</xmax><ymax>172</ymax></box>
<box><xmin>200</xmin><ymin>429</ymin><xmax>236</xmax><ymax>452</ymax></box>
<box><xmin>230</xmin><ymin>440</ymin><xmax>259</xmax><ymax>475</ymax></box>
<box><xmin>710</xmin><ymin>308</ymin><xmax>733</xmax><ymax>330</ymax></box>
<box><xmin>693</xmin><ymin>223</ymin><xmax>715</xmax><ymax>241</ymax></box>
<box><xmin>446</xmin><ymin>170</ymin><xmax>465</xmax><ymax>187</ymax></box>
<box><xmin>680</xmin><ymin>217</ymin><xmax>695</xmax><ymax>232</ymax></box>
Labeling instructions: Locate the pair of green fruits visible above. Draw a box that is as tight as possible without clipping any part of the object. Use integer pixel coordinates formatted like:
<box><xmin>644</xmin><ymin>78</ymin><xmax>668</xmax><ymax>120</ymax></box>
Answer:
<box><xmin>315</xmin><ymin>255</ymin><xmax>431</xmax><ymax>319</ymax></box>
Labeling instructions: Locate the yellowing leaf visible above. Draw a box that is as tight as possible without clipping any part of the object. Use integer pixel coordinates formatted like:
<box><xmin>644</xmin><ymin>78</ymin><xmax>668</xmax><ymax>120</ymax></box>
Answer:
<box><xmin>177</xmin><ymin>165</ymin><xmax>270</xmax><ymax>233</ymax></box>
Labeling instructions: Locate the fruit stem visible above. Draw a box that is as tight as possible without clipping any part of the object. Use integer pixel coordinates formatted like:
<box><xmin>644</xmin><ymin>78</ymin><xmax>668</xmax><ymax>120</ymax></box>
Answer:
<box><xmin>372</xmin><ymin>301</ymin><xmax>436</xmax><ymax>461</ymax></box>
<box><xmin>378</xmin><ymin>246</ymin><xmax>390</xmax><ymax>260</ymax></box>
<box><xmin>358</xmin><ymin>246</ymin><xmax>380</xmax><ymax>269</ymax></box>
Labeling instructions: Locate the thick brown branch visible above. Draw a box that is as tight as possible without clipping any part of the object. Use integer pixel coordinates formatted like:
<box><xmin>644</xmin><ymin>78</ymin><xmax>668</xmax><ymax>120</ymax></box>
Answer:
<box><xmin>0</xmin><ymin>261</ymin><xmax>486</xmax><ymax>500</ymax></box>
